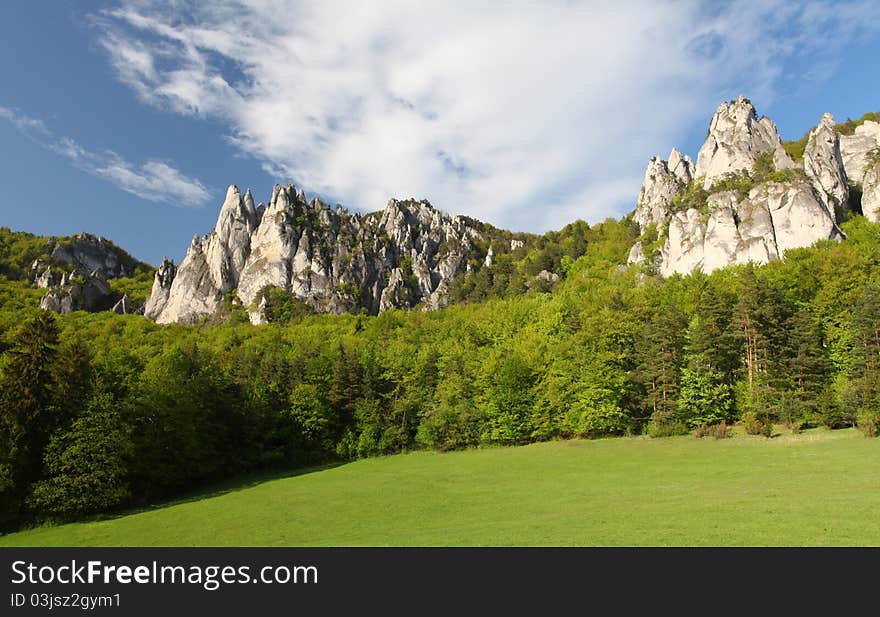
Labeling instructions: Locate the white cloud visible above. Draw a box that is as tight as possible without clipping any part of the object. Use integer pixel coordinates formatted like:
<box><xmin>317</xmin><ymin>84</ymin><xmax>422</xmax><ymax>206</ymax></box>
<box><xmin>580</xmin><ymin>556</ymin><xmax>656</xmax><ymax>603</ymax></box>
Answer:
<box><xmin>94</xmin><ymin>0</ymin><xmax>880</xmax><ymax>230</ymax></box>
<box><xmin>0</xmin><ymin>106</ymin><xmax>211</xmax><ymax>208</ymax></box>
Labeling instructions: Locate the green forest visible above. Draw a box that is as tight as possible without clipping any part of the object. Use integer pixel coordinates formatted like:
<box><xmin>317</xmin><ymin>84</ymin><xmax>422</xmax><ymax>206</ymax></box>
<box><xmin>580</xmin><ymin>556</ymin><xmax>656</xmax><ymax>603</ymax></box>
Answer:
<box><xmin>1</xmin><ymin>210</ymin><xmax>880</xmax><ymax>534</ymax></box>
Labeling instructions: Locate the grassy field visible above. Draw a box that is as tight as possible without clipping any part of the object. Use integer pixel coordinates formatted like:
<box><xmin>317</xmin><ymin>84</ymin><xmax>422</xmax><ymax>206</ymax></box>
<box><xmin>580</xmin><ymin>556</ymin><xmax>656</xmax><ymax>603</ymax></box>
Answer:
<box><xmin>2</xmin><ymin>427</ymin><xmax>880</xmax><ymax>546</ymax></box>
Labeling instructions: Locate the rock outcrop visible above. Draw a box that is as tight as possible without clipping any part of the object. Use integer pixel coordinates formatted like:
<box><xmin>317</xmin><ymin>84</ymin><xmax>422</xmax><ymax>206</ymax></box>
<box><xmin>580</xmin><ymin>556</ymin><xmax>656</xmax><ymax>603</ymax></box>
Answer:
<box><xmin>695</xmin><ymin>96</ymin><xmax>795</xmax><ymax>189</ymax></box>
<box><xmin>151</xmin><ymin>185</ymin><xmax>257</xmax><ymax>324</ymax></box>
<box><xmin>657</xmin><ymin>182</ymin><xmax>840</xmax><ymax>278</ymax></box>
<box><xmin>839</xmin><ymin>121</ymin><xmax>880</xmax><ymax>184</ymax></box>
<box><xmin>143</xmin><ymin>257</ymin><xmax>177</xmax><ymax>320</ymax></box>
<box><xmin>633</xmin><ymin>148</ymin><xmax>694</xmax><ymax>231</ymax></box>
<box><xmin>39</xmin><ymin>269</ymin><xmax>115</xmax><ymax>314</ymax></box>
<box><xmin>48</xmin><ymin>233</ymin><xmax>134</xmax><ymax>279</ymax></box>
<box><xmin>863</xmin><ymin>164</ymin><xmax>880</xmax><ymax>222</ymax></box>
<box><xmin>630</xmin><ymin>97</ymin><xmax>847</xmax><ymax>277</ymax></box>
<box><xmin>804</xmin><ymin>113</ymin><xmax>848</xmax><ymax>220</ymax></box>
<box><xmin>146</xmin><ymin>185</ymin><xmax>483</xmax><ymax>324</ymax></box>
<box><xmin>33</xmin><ymin>231</ymin><xmax>152</xmax><ymax>316</ymax></box>
<box><xmin>33</xmin><ymin>263</ymin><xmax>55</xmax><ymax>288</ymax></box>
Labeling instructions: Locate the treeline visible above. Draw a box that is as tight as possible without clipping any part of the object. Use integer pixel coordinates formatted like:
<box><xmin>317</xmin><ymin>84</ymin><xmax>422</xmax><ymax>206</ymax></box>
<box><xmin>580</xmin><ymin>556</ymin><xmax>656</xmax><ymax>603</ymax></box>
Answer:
<box><xmin>2</xmin><ymin>215</ymin><xmax>880</xmax><ymax>531</ymax></box>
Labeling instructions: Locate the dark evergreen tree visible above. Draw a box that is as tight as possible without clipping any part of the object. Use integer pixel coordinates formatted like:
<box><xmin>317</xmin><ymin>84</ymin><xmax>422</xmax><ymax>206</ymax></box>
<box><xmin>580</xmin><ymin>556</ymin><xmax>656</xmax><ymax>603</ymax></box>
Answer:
<box><xmin>852</xmin><ymin>284</ymin><xmax>880</xmax><ymax>435</ymax></box>
<box><xmin>0</xmin><ymin>312</ymin><xmax>60</xmax><ymax>529</ymax></box>
<box><xmin>784</xmin><ymin>308</ymin><xmax>829</xmax><ymax>423</ymax></box>
<box><xmin>687</xmin><ymin>283</ymin><xmax>740</xmax><ymax>379</ymax></box>
<box><xmin>633</xmin><ymin>306</ymin><xmax>687</xmax><ymax>426</ymax></box>
<box><xmin>29</xmin><ymin>391</ymin><xmax>133</xmax><ymax>519</ymax></box>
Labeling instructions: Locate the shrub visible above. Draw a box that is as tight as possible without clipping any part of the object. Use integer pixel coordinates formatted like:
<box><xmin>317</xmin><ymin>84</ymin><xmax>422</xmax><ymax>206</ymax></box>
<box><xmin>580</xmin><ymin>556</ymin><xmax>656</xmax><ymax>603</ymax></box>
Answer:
<box><xmin>27</xmin><ymin>392</ymin><xmax>133</xmax><ymax>520</ymax></box>
<box><xmin>647</xmin><ymin>411</ymin><xmax>689</xmax><ymax>438</ymax></box>
<box><xmin>752</xmin><ymin>152</ymin><xmax>775</xmax><ymax>179</ymax></box>
<box><xmin>789</xmin><ymin>419</ymin><xmax>806</xmax><ymax>434</ymax></box>
<box><xmin>856</xmin><ymin>406</ymin><xmax>880</xmax><ymax>437</ymax></box>
<box><xmin>564</xmin><ymin>401</ymin><xmax>629</xmax><ymax>439</ymax></box>
<box><xmin>708</xmin><ymin>171</ymin><xmax>756</xmax><ymax>201</ymax></box>
<box><xmin>670</xmin><ymin>179</ymin><xmax>710</xmax><ymax>215</ymax></box>
<box><xmin>782</xmin><ymin>133</ymin><xmax>810</xmax><ymax>162</ymax></box>
<box><xmin>741</xmin><ymin>410</ymin><xmax>764</xmax><ymax>435</ymax></box>
<box><xmin>818</xmin><ymin>384</ymin><xmax>855</xmax><ymax>429</ymax></box>
<box><xmin>693</xmin><ymin>422</ymin><xmax>731</xmax><ymax>439</ymax></box>
<box><xmin>836</xmin><ymin>111</ymin><xmax>880</xmax><ymax>136</ymax></box>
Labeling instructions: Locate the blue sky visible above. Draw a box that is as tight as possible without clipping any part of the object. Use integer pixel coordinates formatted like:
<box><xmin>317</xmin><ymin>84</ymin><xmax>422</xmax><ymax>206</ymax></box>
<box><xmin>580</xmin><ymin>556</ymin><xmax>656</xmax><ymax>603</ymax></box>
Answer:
<box><xmin>1</xmin><ymin>0</ymin><xmax>879</xmax><ymax>266</ymax></box>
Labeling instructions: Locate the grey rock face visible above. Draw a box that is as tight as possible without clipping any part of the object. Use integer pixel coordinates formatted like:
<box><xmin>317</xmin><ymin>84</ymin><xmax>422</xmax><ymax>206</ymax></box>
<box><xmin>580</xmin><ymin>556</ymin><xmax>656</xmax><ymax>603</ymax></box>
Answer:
<box><xmin>378</xmin><ymin>268</ymin><xmax>410</xmax><ymax>312</ymax></box>
<box><xmin>49</xmin><ymin>233</ymin><xmax>132</xmax><ymax>279</ymax></box>
<box><xmin>145</xmin><ymin>185</ymin><xmax>483</xmax><ymax>324</ymax></box>
<box><xmin>839</xmin><ymin>121</ymin><xmax>880</xmax><ymax>184</ymax></box>
<box><xmin>631</xmin><ymin>98</ymin><xmax>850</xmax><ymax>278</ymax></box>
<box><xmin>759</xmin><ymin>181</ymin><xmax>842</xmax><ymax>254</ymax></box>
<box><xmin>484</xmin><ymin>246</ymin><xmax>494</xmax><ymax>268</ymax></box>
<box><xmin>35</xmin><ymin>265</ymin><xmax>55</xmax><ymax>289</ymax></box>
<box><xmin>804</xmin><ymin>113</ymin><xmax>848</xmax><ymax>221</ymax></box>
<box><xmin>627</xmin><ymin>241</ymin><xmax>645</xmax><ymax>266</ymax></box>
<box><xmin>153</xmin><ymin>185</ymin><xmax>257</xmax><ymax>324</ymax></box>
<box><xmin>695</xmin><ymin>96</ymin><xmax>793</xmax><ymax>189</ymax></box>
<box><xmin>247</xmin><ymin>295</ymin><xmax>268</xmax><ymax>325</ymax></box>
<box><xmin>528</xmin><ymin>270</ymin><xmax>560</xmax><ymax>288</ymax></box>
<box><xmin>657</xmin><ymin>181</ymin><xmax>839</xmax><ymax>277</ymax></box>
<box><xmin>40</xmin><ymin>269</ymin><xmax>114</xmax><ymax>314</ymax></box>
<box><xmin>862</xmin><ymin>163</ymin><xmax>880</xmax><ymax>222</ymax></box>
<box><xmin>143</xmin><ymin>257</ymin><xmax>177</xmax><ymax>320</ymax></box>
<box><xmin>632</xmin><ymin>149</ymin><xmax>693</xmax><ymax>233</ymax></box>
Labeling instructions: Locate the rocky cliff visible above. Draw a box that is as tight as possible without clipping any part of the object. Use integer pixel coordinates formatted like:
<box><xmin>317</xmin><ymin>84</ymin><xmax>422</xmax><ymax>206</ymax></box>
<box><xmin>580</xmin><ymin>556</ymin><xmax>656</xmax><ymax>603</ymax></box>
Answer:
<box><xmin>146</xmin><ymin>185</ymin><xmax>485</xmax><ymax>324</ymax></box>
<box><xmin>140</xmin><ymin>97</ymin><xmax>879</xmax><ymax>324</ymax></box>
<box><xmin>841</xmin><ymin>120</ymin><xmax>880</xmax><ymax>221</ymax></box>
<box><xmin>39</xmin><ymin>269</ymin><xmax>115</xmax><ymax>314</ymax></box>
<box><xmin>629</xmin><ymin>97</ymin><xmax>880</xmax><ymax>277</ymax></box>
<box><xmin>32</xmin><ymin>233</ymin><xmax>152</xmax><ymax>314</ymax></box>
<box><xmin>694</xmin><ymin>97</ymin><xmax>796</xmax><ymax>188</ymax></box>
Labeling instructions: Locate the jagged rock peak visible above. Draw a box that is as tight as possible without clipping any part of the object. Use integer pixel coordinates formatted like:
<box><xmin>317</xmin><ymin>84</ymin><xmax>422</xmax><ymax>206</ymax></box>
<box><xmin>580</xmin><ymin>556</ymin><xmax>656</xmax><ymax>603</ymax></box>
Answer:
<box><xmin>40</xmin><ymin>269</ymin><xmax>114</xmax><ymax>314</ymax></box>
<box><xmin>804</xmin><ymin>113</ymin><xmax>848</xmax><ymax>221</ymax></box>
<box><xmin>145</xmin><ymin>183</ymin><xmax>483</xmax><ymax>325</ymax></box>
<box><xmin>668</xmin><ymin>148</ymin><xmax>695</xmax><ymax>185</ymax></box>
<box><xmin>48</xmin><ymin>232</ymin><xmax>134</xmax><ymax>279</ymax></box>
<box><xmin>629</xmin><ymin>97</ymin><xmax>851</xmax><ymax>278</ymax></box>
<box><xmin>35</xmin><ymin>265</ymin><xmax>55</xmax><ymax>289</ymax></box>
<box><xmin>143</xmin><ymin>257</ymin><xmax>177</xmax><ymax>320</ymax></box>
<box><xmin>695</xmin><ymin>95</ymin><xmax>793</xmax><ymax>188</ymax></box>
<box><xmin>632</xmin><ymin>149</ymin><xmax>693</xmax><ymax>233</ymax></box>
<box><xmin>484</xmin><ymin>245</ymin><xmax>494</xmax><ymax>267</ymax></box>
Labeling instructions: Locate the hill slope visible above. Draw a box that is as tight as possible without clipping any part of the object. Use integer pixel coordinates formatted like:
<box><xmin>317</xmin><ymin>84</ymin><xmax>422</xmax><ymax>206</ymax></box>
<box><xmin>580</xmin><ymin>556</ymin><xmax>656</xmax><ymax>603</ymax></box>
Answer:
<box><xmin>2</xmin><ymin>428</ymin><xmax>879</xmax><ymax>547</ymax></box>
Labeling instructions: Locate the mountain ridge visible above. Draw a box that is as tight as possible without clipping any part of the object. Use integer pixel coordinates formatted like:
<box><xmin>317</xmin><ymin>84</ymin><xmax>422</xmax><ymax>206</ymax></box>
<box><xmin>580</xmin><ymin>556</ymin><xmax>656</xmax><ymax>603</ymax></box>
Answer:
<box><xmin>23</xmin><ymin>97</ymin><xmax>880</xmax><ymax>323</ymax></box>
<box><xmin>628</xmin><ymin>97</ymin><xmax>880</xmax><ymax>277</ymax></box>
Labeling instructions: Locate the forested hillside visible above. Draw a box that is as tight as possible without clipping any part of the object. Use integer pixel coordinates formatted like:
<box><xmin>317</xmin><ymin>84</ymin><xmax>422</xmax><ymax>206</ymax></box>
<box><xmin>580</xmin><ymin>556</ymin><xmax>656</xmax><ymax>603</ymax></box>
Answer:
<box><xmin>2</xmin><ymin>211</ymin><xmax>880</xmax><ymax>532</ymax></box>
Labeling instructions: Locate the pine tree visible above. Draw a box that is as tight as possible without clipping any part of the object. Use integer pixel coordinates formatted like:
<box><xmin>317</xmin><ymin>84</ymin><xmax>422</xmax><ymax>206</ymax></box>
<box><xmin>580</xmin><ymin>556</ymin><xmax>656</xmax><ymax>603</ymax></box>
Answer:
<box><xmin>0</xmin><ymin>312</ymin><xmax>60</xmax><ymax>529</ymax></box>
<box><xmin>633</xmin><ymin>306</ymin><xmax>687</xmax><ymax>426</ymax></box>
<box><xmin>28</xmin><ymin>391</ymin><xmax>133</xmax><ymax>520</ymax></box>
<box><xmin>686</xmin><ymin>283</ymin><xmax>740</xmax><ymax>379</ymax></box>
<box><xmin>851</xmin><ymin>284</ymin><xmax>880</xmax><ymax>435</ymax></box>
<box><xmin>784</xmin><ymin>308</ymin><xmax>829</xmax><ymax>423</ymax></box>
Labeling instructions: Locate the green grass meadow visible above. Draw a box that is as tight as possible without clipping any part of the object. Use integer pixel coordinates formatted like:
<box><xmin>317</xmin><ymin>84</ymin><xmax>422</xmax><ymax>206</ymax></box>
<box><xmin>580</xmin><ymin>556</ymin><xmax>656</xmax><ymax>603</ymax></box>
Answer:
<box><xmin>2</xmin><ymin>427</ymin><xmax>879</xmax><ymax>547</ymax></box>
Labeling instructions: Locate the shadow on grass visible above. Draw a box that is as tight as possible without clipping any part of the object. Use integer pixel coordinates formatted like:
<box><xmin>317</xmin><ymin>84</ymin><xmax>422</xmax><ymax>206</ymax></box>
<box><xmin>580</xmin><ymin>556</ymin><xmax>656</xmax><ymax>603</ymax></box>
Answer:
<box><xmin>42</xmin><ymin>461</ymin><xmax>349</xmax><ymax>530</ymax></box>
